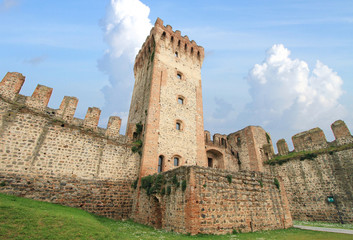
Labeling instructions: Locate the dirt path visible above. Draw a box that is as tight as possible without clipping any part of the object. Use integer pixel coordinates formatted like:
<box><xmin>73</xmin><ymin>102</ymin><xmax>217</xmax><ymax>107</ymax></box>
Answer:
<box><xmin>293</xmin><ymin>225</ymin><xmax>353</xmax><ymax>235</ymax></box>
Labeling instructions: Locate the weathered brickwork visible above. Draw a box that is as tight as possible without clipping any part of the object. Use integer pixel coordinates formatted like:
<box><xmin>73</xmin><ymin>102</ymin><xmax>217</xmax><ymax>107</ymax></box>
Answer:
<box><xmin>132</xmin><ymin>166</ymin><xmax>292</xmax><ymax>235</ymax></box>
<box><xmin>267</xmin><ymin>121</ymin><xmax>353</xmax><ymax>223</ymax></box>
<box><xmin>0</xmin><ymin>173</ymin><xmax>133</xmax><ymax>219</ymax></box>
<box><xmin>269</xmin><ymin>150</ymin><xmax>353</xmax><ymax>223</ymax></box>
<box><xmin>127</xmin><ymin>18</ymin><xmax>206</xmax><ymax>178</ymax></box>
<box><xmin>0</xmin><ymin>73</ymin><xmax>140</xmax><ymax>219</ymax></box>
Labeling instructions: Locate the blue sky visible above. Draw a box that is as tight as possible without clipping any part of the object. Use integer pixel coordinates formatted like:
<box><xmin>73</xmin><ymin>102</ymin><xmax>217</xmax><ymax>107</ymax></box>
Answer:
<box><xmin>1</xmin><ymin>0</ymin><xmax>352</xmax><ymax>150</ymax></box>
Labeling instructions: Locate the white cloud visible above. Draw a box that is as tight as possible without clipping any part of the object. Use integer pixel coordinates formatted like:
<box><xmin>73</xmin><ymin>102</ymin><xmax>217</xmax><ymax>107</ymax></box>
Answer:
<box><xmin>98</xmin><ymin>0</ymin><xmax>152</xmax><ymax>132</ymax></box>
<box><xmin>0</xmin><ymin>0</ymin><xmax>19</xmax><ymax>11</ymax></box>
<box><xmin>238</xmin><ymin>44</ymin><xmax>347</xmax><ymax>146</ymax></box>
<box><xmin>23</xmin><ymin>55</ymin><xmax>46</xmax><ymax>65</ymax></box>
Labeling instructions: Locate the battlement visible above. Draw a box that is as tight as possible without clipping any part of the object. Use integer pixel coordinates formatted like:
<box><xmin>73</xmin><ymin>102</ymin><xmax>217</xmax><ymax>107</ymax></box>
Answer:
<box><xmin>0</xmin><ymin>72</ymin><xmax>124</xmax><ymax>141</ymax></box>
<box><xmin>204</xmin><ymin>130</ymin><xmax>228</xmax><ymax>148</ymax></box>
<box><xmin>274</xmin><ymin>120</ymin><xmax>352</xmax><ymax>156</ymax></box>
<box><xmin>134</xmin><ymin>18</ymin><xmax>205</xmax><ymax>71</ymax></box>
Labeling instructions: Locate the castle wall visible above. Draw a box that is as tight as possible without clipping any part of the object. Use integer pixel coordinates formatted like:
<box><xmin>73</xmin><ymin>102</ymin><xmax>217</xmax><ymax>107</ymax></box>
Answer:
<box><xmin>228</xmin><ymin>126</ymin><xmax>273</xmax><ymax>172</ymax></box>
<box><xmin>269</xmin><ymin>149</ymin><xmax>353</xmax><ymax>223</ymax></box>
<box><xmin>132</xmin><ymin>166</ymin><xmax>292</xmax><ymax>235</ymax></box>
<box><xmin>268</xmin><ymin>121</ymin><xmax>353</xmax><ymax>223</ymax></box>
<box><xmin>0</xmin><ymin>73</ymin><xmax>140</xmax><ymax>220</ymax></box>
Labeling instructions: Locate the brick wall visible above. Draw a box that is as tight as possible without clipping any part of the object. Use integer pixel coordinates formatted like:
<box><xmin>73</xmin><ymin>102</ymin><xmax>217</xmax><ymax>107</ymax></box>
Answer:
<box><xmin>132</xmin><ymin>166</ymin><xmax>292</xmax><ymax>235</ymax></box>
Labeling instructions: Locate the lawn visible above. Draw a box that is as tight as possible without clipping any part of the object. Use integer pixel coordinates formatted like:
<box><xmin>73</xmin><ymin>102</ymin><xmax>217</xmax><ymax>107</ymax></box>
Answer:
<box><xmin>0</xmin><ymin>193</ymin><xmax>351</xmax><ymax>240</ymax></box>
<box><xmin>294</xmin><ymin>220</ymin><xmax>353</xmax><ymax>230</ymax></box>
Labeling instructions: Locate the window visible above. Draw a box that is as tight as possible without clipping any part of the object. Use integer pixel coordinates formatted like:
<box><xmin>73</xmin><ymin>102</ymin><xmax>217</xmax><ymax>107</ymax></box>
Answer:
<box><xmin>178</xmin><ymin>97</ymin><xmax>184</xmax><ymax>104</ymax></box>
<box><xmin>158</xmin><ymin>155</ymin><xmax>164</xmax><ymax>173</ymax></box>
<box><xmin>177</xmin><ymin>73</ymin><xmax>182</xmax><ymax>79</ymax></box>
<box><xmin>174</xmin><ymin>157</ymin><xmax>179</xmax><ymax>166</ymax></box>
<box><xmin>176</xmin><ymin>120</ymin><xmax>183</xmax><ymax>131</ymax></box>
<box><xmin>176</xmin><ymin>122</ymin><xmax>181</xmax><ymax>130</ymax></box>
<box><xmin>175</xmin><ymin>51</ymin><xmax>178</xmax><ymax>57</ymax></box>
<box><xmin>161</xmin><ymin>31</ymin><xmax>166</xmax><ymax>40</ymax></box>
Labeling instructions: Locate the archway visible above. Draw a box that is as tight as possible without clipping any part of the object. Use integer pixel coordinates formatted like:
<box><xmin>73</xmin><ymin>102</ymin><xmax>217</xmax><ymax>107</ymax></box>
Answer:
<box><xmin>206</xmin><ymin>149</ymin><xmax>224</xmax><ymax>169</ymax></box>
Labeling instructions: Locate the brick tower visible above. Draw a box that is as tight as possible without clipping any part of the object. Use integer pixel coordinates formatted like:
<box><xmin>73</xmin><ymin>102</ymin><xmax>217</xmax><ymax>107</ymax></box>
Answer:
<box><xmin>126</xmin><ymin>18</ymin><xmax>206</xmax><ymax>177</ymax></box>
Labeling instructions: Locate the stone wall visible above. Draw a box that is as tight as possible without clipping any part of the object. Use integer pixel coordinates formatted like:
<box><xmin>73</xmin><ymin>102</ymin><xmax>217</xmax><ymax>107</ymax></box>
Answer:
<box><xmin>269</xmin><ymin>149</ymin><xmax>353</xmax><ymax>223</ymax></box>
<box><xmin>0</xmin><ymin>72</ymin><xmax>140</xmax><ymax>219</ymax></box>
<box><xmin>268</xmin><ymin>121</ymin><xmax>353</xmax><ymax>223</ymax></box>
<box><xmin>132</xmin><ymin>166</ymin><xmax>292</xmax><ymax>235</ymax></box>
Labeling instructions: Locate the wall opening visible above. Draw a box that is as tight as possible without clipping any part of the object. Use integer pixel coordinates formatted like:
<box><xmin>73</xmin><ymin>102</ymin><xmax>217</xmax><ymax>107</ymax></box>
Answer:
<box><xmin>208</xmin><ymin>158</ymin><xmax>213</xmax><ymax>167</ymax></box>
<box><xmin>151</xmin><ymin>197</ymin><xmax>162</xmax><ymax>229</ymax></box>
<box><xmin>206</xmin><ymin>149</ymin><xmax>224</xmax><ymax>169</ymax></box>
<box><xmin>158</xmin><ymin>155</ymin><xmax>164</xmax><ymax>173</ymax></box>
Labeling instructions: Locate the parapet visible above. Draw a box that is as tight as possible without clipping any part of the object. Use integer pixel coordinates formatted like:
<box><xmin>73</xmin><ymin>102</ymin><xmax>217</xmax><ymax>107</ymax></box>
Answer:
<box><xmin>0</xmin><ymin>72</ymin><xmax>25</xmax><ymax>101</ymax></box>
<box><xmin>331</xmin><ymin>120</ymin><xmax>352</xmax><ymax>145</ymax></box>
<box><xmin>134</xmin><ymin>18</ymin><xmax>205</xmax><ymax>70</ymax></box>
<box><xmin>26</xmin><ymin>84</ymin><xmax>53</xmax><ymax>110</ymax></box>
<box><xmin>292</xmin><ymin>128</ymin><xmax>327</xmax><ymax>152</ymax></box>
<box><xmin>0</xmin><ymin>72</ymin><xmax>124</xmax><ymax>141</ymax></box>
<box><xmin>276</xmin><ymin>139</ymin><xmax>289</xmax><ymax>156</ymax></box>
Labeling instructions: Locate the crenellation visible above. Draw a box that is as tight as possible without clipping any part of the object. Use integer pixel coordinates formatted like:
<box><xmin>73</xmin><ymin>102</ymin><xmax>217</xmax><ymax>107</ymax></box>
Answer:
<box><xmin>331</xmin><ymin>120</ymin><xmax>352</xmax><ymax>145</ymax></box>
<box><xmin>57</xmin><ymin>96</ymin><xmax>78</xmax><ymax>122</ymax></box>
<box><xmin>26</xmin><ymin>84</ymin><xmax>53</xmax><ymax>110</ymax></box>
<box><xmin>292</xmin><ymin>127</ymin><xmax>327</xmax><ymax>152</ymax></box>
<box><xmin>0</xmin><ymin>72</ymin><xmax>25</xmax><ymax>101</ymax></box>
<box><xmin>106</xmin><ymin>116</ymin><xmax>121</xmax><ymax>139</ymax></box>
<box><xmin>83</xmin><ymin>107</ymin><xmax>101</xmax><ymax>129</ymax></box>
<box><xmin>276</xmin><ymin>139</ymin><xmax>289</xmax><ymax>156</ymax></box>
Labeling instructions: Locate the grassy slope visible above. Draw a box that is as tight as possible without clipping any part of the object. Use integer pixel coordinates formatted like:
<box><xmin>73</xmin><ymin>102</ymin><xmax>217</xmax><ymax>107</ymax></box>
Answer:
<box><xmin>0</xmin><ymin>193</ymin><xmax>352</xmax><ymax>240</ymax></box>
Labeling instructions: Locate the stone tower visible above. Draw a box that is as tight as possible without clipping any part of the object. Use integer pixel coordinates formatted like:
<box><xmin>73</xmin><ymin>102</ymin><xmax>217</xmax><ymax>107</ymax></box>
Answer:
<box><xmin>126</xmin><ymin>18</ymin><xmax>206</xmax><ymax>177</ymax></box>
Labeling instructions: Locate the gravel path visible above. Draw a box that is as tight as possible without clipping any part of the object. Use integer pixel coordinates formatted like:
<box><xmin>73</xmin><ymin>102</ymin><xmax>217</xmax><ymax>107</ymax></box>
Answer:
<box><xmin>293</xmin><ymin>225</ymin><xmax>353</xmax><ymax>235</ymax></box>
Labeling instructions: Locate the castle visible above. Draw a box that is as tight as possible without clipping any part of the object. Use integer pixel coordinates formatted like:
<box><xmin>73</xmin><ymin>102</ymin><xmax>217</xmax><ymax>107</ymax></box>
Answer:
<box><xmin>0</xmin><ymin>18</ymin><xmax>352</xmax><ymax>235</ymax></box>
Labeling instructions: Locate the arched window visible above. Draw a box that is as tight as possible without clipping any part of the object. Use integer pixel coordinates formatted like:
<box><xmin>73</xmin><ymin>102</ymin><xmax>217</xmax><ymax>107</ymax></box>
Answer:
<box><xmin>175</xmin><ymin>51</ymin><xmax>178</xmax><ymax>57</ymax></box>
<box><xmin>174</xmin><ymin>157</ymin><xmax>179</xmax><ymax>166</ymax></box>
<box><xmin>158</xmin><ymin>155</ymin><xmax>164</xmax><ymax>173</ymax></box>
<box><xmin>161</xmin><ymin>31</ymin><xmax>166</xmax><ymax>40</ymax></box>
<box><xmin>176</xmin><ymin>122</ymin><xmax>181</xmax><ymax>130</ymax></box>
<box><xmin>177</xmin><ymin>96</ymin><xmax>184</xmax><ymax>104</ymax></box>
<box><xmin>177</xmin><ymin>73</ymin><xmax>182</xmax><ymax>79</ymax></box>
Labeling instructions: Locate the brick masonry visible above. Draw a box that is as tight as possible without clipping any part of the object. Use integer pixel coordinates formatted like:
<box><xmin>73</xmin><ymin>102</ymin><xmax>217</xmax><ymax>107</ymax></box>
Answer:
<box><xmin>132</xmin><ymin>166</ymin><xmax>292</xmax><ymax>235</ymax></box>
<box><xmin>0</xmin><ymin>73</ymin><xmax>140</xmax><ymax>220</ymax></box>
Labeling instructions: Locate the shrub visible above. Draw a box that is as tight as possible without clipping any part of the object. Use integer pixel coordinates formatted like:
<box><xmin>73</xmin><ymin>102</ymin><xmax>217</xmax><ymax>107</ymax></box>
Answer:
<box><xmin>135</xmin><ymin>122</ymin><xmax>143</xmax><ymax>135</ymax></box>
<box><xmin>181</xmin><ymin>180</ymin><xmax>187</xmax><ymax>191</ymax></box>
<box><xmin>232</xmin><ymin>229</ymin><xmax>238</xmax><ymax>234</ymax></box>
<box><xmin>131</xmin><ymin>178</ymin><xmax>138</xmax><ymax>189</ymax></box>
<box><xmin>172</xmin><ymin>175</ymin><xmax>179</xmax><ymax>188</ymax></box>
<box><xmin>258</xmin><ymin>180</ymin><xmax>263</xmax><ymax>188</ymax></box>
<box><xmin>274</xmin><ymin>178</ymin><xmax>280</xmax><ymax>190</ymax></box>
<box><xmin>167</xmin><ymin>186</ymin><xmax>171</xmax><ymax>195</ymax></box>
<box><xmin>226</xmin><ymin>174</ymin><xmax>232</xmax><ymax>184</ymax></box>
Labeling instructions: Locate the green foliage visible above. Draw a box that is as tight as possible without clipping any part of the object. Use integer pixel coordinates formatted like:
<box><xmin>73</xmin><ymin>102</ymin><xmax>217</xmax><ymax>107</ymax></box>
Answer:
<box><xmin>131</xmin><ymin>139</ymin><xmax>143</xmax><ymax>155</ymax></box>
<box><xmin>140</xmin><ymin>174</ymin><xmax>165</xmax><ymax>196</ymax></box>
<box><xmin>181</xmin><ymin>180</ymin><xmax>187</xmax><ymax>192</ymax></box>
<box><xmin>265</xmin><ymin>143</ymin><xmax>353</xmax><ymax>166</ymax></box>
<box><xmin>131</xmin><ymin>178</ymin><xmax>138</xmax><ymax>189</ymax></box>
<box><xmin>266</xmin><ymin>132</ymin><xmax>271</xmax><ymax>144</ymax></box>
<box><xmin>300</xmin><ymin>153</ymin><xmax>317</xmax><ymax>161</ymax></box>
<box><xmin>0</xmin><ymin>181</ymin><xmax>5</xmax><ymax>187</ymax></box>
<box><xmin>226</xmin><ymin>175</ymin><xmax>232</xmax><ymax>184</ymax></box>
<box><xmin>274</xmin><ymin>178</ymin><xmax>280</xmax><ymax>190</ymax></box>
<box><xmin>232</xmin><ymin>229</ymin><xmax>238</xmax><ymax>234</ymax></box>
<box><xmin>203</xmin><ymin>184</ymin><xmax>207</xmax><ymax>188</ymax></box>
<box><xmin>161</xmin><ymin>187</ymin><xmax>166</xmax><ymax>195</ymax></box>
<box><xmin>172</xmin><ymin>175</ymin><xmax>179</xmax><ymax>188</ymax></box>
<box><xmin>135</xmin><ymin>122</ymin><xmax>143</xmax><ymax>135</ymax></box>
<box><xmin>166</xmin><ymin>186</ymin><xmax>172</xmax><ymax>195</ymax></box>
<box><xmin>258</xmin><ymin>180</ymin><xmax>263</xmax><ymax>188</ymax></box>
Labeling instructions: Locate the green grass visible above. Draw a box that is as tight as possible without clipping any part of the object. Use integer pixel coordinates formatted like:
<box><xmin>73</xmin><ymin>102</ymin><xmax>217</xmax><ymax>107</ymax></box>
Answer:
<box><xmin>294</xmin><ymin>220</ymin><xmax>353</xmax><ymax>230</ymax></box>
<box><xmin>0</xmin><ymin>193</ymin><xmax>351</xmax><ymax>240</ymax></box>
<box><xmin>265</xmin><ymin>143</ymin><xmax>353</xmax><ymax>165</ymax></box>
